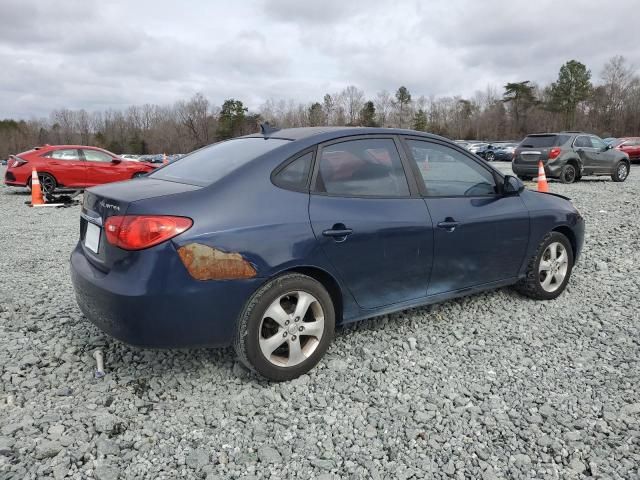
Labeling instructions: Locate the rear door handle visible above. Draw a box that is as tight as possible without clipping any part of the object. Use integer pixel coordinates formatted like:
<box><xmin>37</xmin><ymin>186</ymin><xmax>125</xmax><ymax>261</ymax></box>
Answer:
<box><xmin>322</xmin><ymin>228</ymin><xmax>353</xmax><ymax>238</ymax></box>
<box><xmin>322</xmin><ymin>223</ymin><xmax>353</xmax><ymax>241</ymax></box>
<box><xmin>437</xmin><ymin>220</ymin><xmax>460</xmax><ymax>232</ymax></box>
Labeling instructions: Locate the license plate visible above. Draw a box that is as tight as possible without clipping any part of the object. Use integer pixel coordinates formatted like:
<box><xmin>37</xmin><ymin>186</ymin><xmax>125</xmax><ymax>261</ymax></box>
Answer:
<box><xmin>85</xmin><ymin>222</ymin><xmax>101</xmax><ymax>253</ymax></box>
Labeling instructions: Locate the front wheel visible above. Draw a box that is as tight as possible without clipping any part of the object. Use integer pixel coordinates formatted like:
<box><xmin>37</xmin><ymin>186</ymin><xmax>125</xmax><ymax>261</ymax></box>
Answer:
<box><xmin>514</xmin><ymin>232</ymin><xmax>574</xmax><ymax>300</ymax></box>
<box><xmin>132</xmin><ymin>172</ymin><xmax>147</xmax><ymax>179</ymax></box>
<box><xmin>234</xmin><ymin>273</ymin><xmax>335</xmax><ymax>381</ymax></box>
<box><xmin>612</xmin><ymin>161</ymin><xmax>629</xmax><ymax>182</ymax></box>
<box><xmin>485</xmin><ymin>151</ymin><xmax>495</xmax><ymax>162</ymax></box>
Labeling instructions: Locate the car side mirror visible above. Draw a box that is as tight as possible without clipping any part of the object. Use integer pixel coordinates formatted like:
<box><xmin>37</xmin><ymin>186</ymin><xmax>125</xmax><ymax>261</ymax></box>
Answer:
<box><xmin>605</xmin><ymin>144</ymin><xmax>612</xmax><ymax>151</ymax></box>
<box><xmin>502</xmin><ymin>175</ymin><xmax>524</xmax><ymax>195</ymax></box>
<box><xmin>111</xmin><ymin>158</ymin><xmax>122</xmax><ymax>164</ymax></box>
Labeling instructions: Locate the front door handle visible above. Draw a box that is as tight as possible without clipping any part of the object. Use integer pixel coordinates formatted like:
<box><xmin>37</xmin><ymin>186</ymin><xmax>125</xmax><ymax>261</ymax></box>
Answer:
<box><xmin>437</xmin><ymin>219</ymin><xmax>460</xmax><ymax>232</ymax></box>
<box><xmin>322</xmin><ymin>224</ymin><xmax>353</xmax><ymax>241</ymax></box>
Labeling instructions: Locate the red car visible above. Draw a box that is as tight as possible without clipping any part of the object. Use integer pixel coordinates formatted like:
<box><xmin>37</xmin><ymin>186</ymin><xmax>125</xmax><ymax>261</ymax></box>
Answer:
<box><xmin>614</xmin><ymin>137</ymin><xmax>640</xmax><ymax>162</ymax></box>
<box><xmin>4</xmin><ymin>145</ymin><xmax>156</xmax><ymax>193</ymax></box>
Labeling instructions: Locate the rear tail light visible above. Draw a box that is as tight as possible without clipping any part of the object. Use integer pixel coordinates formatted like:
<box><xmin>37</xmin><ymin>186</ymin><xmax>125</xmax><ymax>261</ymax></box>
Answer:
<box><xmin>549</xmin><ymin>147</ymin><xmax>561</xmax><ymax>160</ymax></box>
<box><xmin>11</xmin><ymin>157</ymin><xmax>27</xmax><ymax>168</ymax></box>
<box><xmin>104</xmin><ymin>215</ymin><xmax>192</xmax><ymax>250</ymax></box>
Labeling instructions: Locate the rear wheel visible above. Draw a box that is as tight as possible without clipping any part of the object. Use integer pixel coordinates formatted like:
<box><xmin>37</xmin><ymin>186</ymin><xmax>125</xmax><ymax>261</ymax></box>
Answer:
<box><xmin>29</xmin><ymin>173</ymin><xmax>57</xmax><ymax>194</ymax></box>
<box><xmin>517</xmin><ymin>175</ymin><xmax>532</xmax><ymax>182</ymax></box>
<box><xmin>515</xmin><ymin>232</ymin><xmax>574</xmax><ymax>300</ymax></box>
<box><xmin>132</xmin><ymin>172</ymin><xmax>146</xmax><ymax>179</ymax></box>
<box><xmin>612</xmin><ymin>161</ymin><xmax>629</xmax><ymax>182</ymax></box>
<box><xmin>559</xmin><ymin>164</ymin><xmax>577</xmax><ymax>184</ymax></box>
<box><xmin>234</xmin><ymin>273</ymin><xmax>335</xmax><ymax>381</ymax></box>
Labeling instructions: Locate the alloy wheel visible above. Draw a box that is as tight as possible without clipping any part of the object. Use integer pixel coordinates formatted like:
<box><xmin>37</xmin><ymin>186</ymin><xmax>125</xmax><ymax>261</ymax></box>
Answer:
<box><xmin>258</xmin><ymin>291</ymin><xmax>325</xmax><ymax>367</ymax></box>
<box><xmin>538</xmin><ymin>242</ymin><xmax>569</xmax><ymax>292</ymax></box>
<box><xmin>39</xmin><ymin>175</ymin><xmax>56</xmax><ymax>194</ymax></box>
<box><xmin>618</xmin><ymin>163</ymin><xmax>629</xmax><ymax>181</ymax></box>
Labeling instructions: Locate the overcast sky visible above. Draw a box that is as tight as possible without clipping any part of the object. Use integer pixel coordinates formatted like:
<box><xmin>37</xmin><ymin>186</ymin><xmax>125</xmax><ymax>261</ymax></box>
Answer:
<box><xmin>1</xmin><ymin>0</ymin><xmax>639</xmax><ymax>119</ymax></box>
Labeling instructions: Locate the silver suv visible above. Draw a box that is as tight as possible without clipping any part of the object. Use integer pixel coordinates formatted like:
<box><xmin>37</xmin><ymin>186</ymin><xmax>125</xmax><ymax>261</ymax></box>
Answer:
<box><xmin>512</xmin><ymin>132</ymin><xmax>630</xmax><ymax>183</ymax></box>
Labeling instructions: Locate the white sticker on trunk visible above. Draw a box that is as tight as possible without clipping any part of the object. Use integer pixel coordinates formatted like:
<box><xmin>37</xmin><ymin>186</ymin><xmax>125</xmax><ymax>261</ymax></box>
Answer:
<box><xmin>85</xmin><ymin>222</ymin><xmax>101</xmax><ymax>253</ymax></box>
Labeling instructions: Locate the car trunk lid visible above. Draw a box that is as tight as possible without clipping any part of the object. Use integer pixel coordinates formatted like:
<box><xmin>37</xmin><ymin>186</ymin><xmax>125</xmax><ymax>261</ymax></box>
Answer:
<box><xmin>80</xmin><ymin>178</ymin><xmax>201</xmax><ymax>271</ymax></box>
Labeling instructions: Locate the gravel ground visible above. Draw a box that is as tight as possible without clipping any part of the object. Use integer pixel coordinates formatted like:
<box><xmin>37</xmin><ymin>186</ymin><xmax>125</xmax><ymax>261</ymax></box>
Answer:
<box><xmin>1</xmin><ymin>163</ymin><xmax>639</xmax><ymax>480</ymax></box>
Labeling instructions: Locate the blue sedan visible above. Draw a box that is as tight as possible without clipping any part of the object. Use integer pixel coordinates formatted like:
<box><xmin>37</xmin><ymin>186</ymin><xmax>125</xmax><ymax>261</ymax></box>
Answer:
<box><xmin>71</xmin><ymin>127</ymin><xmax>585</xmax><ymax>380</ymax></box>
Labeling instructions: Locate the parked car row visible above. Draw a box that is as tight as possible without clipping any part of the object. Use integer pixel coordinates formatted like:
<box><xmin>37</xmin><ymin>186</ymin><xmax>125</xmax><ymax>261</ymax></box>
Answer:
<box><xmin>454</xmin><ymin>139</ymin><xmax>521</xmax><ymax>161</ymax></box>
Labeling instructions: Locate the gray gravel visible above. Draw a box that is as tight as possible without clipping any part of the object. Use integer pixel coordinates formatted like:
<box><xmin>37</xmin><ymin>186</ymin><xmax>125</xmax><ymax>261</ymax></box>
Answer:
<box><xmin>1</xmin><ymin>164</ymin><xmax>639</xmax><ymax>479</ymax></box>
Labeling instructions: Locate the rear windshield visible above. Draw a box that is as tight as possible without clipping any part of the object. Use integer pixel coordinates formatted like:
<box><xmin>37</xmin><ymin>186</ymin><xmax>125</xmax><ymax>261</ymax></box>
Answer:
<box><xmin>520</xmin><ymin>135</ymin><xmax>569</xmax><ymax>148</ymax></box>
<box><xmin>150</xmin><ymin>138</ymin><xmax>291</xmax><ymax>186</ymax></box>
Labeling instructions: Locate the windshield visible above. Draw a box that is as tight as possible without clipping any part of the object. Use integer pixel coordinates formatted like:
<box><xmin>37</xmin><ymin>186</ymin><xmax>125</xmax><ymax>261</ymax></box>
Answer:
<box><xmin>150</xmin><ymin>137</ymin><xmax>291</xmax><ymax>186</ymax></box>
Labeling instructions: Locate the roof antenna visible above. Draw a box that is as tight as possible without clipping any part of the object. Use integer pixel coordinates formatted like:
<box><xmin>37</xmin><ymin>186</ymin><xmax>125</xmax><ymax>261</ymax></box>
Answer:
<box><xmin>260</xmin><ymin>122</ymin><xmax>280</xmax><ymax>136</ymax></box>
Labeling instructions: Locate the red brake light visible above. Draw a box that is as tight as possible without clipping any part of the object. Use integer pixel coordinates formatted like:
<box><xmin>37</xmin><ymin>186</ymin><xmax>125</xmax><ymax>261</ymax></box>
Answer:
<box><xmin>104</xmin><ymin>215</ymin><xmax>192</xmax><ymax>250</ymax></box>
<box><xmin>11</xmin><ymin>157</ymin><xmax>27</xmax><ymax>168</ymax></box>
<box><xmin>549</xmin><ymin>147</ymin><xmax>561</xmax><ymax>160</ymax></box>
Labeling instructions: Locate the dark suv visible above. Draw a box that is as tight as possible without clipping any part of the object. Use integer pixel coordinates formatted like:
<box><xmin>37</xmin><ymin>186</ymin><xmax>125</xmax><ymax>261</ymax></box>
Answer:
<box><xmin>512</xmin><ymin>132</ymin><xmax>631</xmax><ymax>184</ymax></box>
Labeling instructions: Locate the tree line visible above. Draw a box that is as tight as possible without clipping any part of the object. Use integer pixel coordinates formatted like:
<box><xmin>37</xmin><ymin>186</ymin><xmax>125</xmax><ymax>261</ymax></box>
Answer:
<box><xmin>1</xmin><ymin>55</ymin><xmax>639</xmax><ymax>159</ymax></box>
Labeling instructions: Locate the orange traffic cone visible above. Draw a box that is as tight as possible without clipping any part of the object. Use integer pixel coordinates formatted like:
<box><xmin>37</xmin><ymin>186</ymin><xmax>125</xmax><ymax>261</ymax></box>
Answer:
<box><xmin>30</xmin><ymin>168</ymin><xmax>45</xmax><ymax>206</ymax></box>
<box><xmin>537</xmin><ymin>161</ymin><xmax>549</xmax><ymax>193</ymax></box>
<box><xmin>163</xmin><ymin>153</ymin><xmax>168</xmax><ymax>165</ymax></box>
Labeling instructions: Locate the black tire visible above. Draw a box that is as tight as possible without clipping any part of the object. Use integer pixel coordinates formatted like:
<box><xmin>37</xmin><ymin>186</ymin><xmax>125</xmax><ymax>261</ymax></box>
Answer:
<box><xmin>559</xmin><ymin>164</ymin><xmax>577</xmax><ymax>184</ymax></box>
<box><xmin>486</xmin><ymin>151</ymin><xmax>495</xmax><ymax>162</ymax></box>
<box><xmin>29</xmin><ymin>173</ymin><xmax>57</xmax><ymax>194</ymax></box>
<box><xmin>517</xmin><ymin>175</ymin><xmax>532</xmax><ymax>182</ymax></box>
<box><xmin>611</xmin><ymin>161</ymin><xmax>629</xmax><ymax>182</ymax></box>
<box><xmin>514</xmin><ymin>232</ymin><xmax>574</xmax><ymax>301</ymax></box>
<box><xmin>234</xmin><ymin>273</ymin><xmax>335</xmax><ymax>381</ymax></box>
<box><xmin>132</xmin><ymin>172</ymin><xmax>146</xmax><ymax>179</ymax></box>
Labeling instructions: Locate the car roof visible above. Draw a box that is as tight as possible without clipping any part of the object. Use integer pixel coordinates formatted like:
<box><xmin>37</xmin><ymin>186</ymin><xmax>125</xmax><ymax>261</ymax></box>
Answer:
<box><xmin>241</xmin><ymin>126</ymin><xmax>450</xmax><ymax>143</ymax></box>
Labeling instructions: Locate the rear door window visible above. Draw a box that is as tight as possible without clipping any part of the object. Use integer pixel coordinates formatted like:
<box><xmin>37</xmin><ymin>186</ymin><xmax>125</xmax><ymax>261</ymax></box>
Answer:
<box><xmin>48</xmin><ymin>149</ymin><xmax>81</xmax><ymax>160</ymax></box>
<box><xmin>314</xmin><ymin>138</ymin><xmax>410</xmax><ymax>197</ymax></box>
<box><xmin>151</xmin><ymin>138</ymin><xmax>290</xmax><ymax>186</ymax></box>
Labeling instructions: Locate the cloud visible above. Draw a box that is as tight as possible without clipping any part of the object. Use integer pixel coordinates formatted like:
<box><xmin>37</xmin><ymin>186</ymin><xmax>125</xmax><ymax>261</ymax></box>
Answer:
<box><xmin>0</xmin><ymin>0</ymin><xmax>638</xmax><ymax>118</ymax></box>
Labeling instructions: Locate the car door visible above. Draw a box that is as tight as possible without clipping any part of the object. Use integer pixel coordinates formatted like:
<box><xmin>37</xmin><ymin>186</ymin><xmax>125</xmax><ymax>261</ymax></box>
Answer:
<box><xmin>401</xmin><ymin>138</ymin><xmax>529</xmax><ymax>296</ymax></box>
<box><xmin>44</xmin><ymin>148</ymin><xmax>86</xmax><ymax>186</ymax></box>
<box><xmin>573</xmin><ymin>135</ymin><xmax>597</xmax><ymax>173</ymax></box>
<box><xmin>588</xmin><ymin>136</ymin><xmax>616</xmax><ymax>173</ymax></box>
<box><xmin>81</xmin><ymin>149</ymin><xmax>122</xmax><ymax>186</ymax></box>
<box><xmin>308</xmin><ymin>136</ymin><xmax>434</xmax><ymax>309</ymax></box>
<box><xmin>620</xmin><ymin>139</ymin><xmax>640</xmax><ymax>161</ymax></box>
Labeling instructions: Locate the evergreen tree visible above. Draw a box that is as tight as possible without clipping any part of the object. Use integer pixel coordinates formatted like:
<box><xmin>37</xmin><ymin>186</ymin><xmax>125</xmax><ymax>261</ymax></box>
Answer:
<box><xmin>503</xmin><ymin>81</ymin><xmax>537</xmax><ymax>134</ymax></box>
<box><xmin>413</xmin><ymin>109</ymin><xmax>428</xmax><ymax>131</ymax></box>
<box><xmin>548</xmin><ymin>60</ymin><xmax>593</xmax><ymax>129</ymax></box>
<box><xmin>394</xmin><ymin>86</ymin><xmax>412</xmax><ymax>128</ymax></box>
<box><xmin>217</xmin><ymin>99</ymin><xmax>248</xmax><ymax>139</ymax></box>
<box><xmin>359</xmin><ymin>101</ymin><xmax>377</xmax><ymax>126</ymax></box>
<box><xmin>308</xmin><ymin>102</ymin><xmax>325</xmax><ymax>126</ymax></box>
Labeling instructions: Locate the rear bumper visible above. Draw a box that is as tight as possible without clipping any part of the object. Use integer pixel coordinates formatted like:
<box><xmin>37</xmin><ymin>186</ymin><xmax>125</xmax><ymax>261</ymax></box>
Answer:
<box><xmin>70</xmin><ymin>242</ymin><xmax>264</xmax><ymax>348</ymax></box>
<box><xmin>4</xmin><ymin>169</ymin><xmax>28</xmax><ymax>186</ymax></box>
<box><xmin>512</xmin><ymin>161</ymin><xmax>563</xmax><ymax>178</ymax></box>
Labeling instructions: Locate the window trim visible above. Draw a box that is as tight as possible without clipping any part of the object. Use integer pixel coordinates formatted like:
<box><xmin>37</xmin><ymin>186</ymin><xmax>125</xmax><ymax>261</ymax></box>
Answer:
<box><xmin>270</xmin><ymin>147</ymin><xmax>316</xmax><ymax>193</ymax></box>
<box><xmin>398</xmin><ymin>135</ymin><xmax>504</xmax><ymax>199</ymax></box>
<box><xmin>309</xmin><ymin>134</ymin><xmax>419</xmax><ymax>199</ymax></box>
